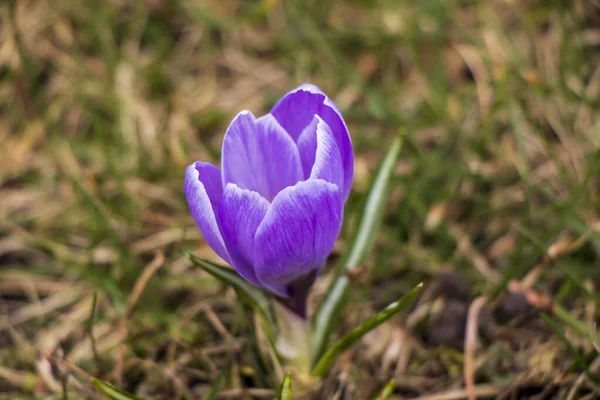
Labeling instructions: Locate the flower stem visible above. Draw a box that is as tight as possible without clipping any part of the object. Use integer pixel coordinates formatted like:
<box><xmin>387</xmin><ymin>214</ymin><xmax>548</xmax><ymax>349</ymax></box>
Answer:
<box><xmin>273</xmin><ymin>302</ymin><xmax>312</xmax><ymax>375</ymax></box>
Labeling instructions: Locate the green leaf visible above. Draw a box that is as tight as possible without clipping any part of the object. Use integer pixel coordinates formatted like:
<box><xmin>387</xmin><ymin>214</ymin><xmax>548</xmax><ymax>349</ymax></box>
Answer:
<box><xmin>553</xmin><ymin>304</ymin><xmax>590</xmax><ymax>337</ymax></box>
<box><xmin>93</xmin><ymin>379</ymin><xmax>141</xmax><ymax>400</ymax></box>
<box><xmin>311</xmin><ymin>283</ymin><xmax>422</xmax><ymax>377</ymax></box>
<box><xmin>371</xmin><ymin>379</ymin><xmax>395</xmax><ymax>400</ymax></box>
<box><xmin>276</xmin><ymin>372</ymin><xmax>292</xmax><ymax>400</ymax></box>
<box><xmin>557</xmin><ymin>262</ymin><xmax>600</xmax><ymax>306</ymax></box>
<box><xmin>87</xmin><ymin>292</ymin><xmax>100</xmax><ymax>369</ymax></box>
<box><xmin>204</xmin><ymin>372</ymin><xmax>223</xmax><ymax>400</ymax></box>
<box><xmin>188</xmin><ymin>254</ymin><xmax>276</xmax><ymax>340</ymax></box>
<box><xmin>311</xmin><ymin>135</ymin><xmax>404</xmax><ymax>363</ymax></box>
<box><xmin>541</xmin><ymin>314</ymin><xmax>598</xmax><ymax>384</ymax></box>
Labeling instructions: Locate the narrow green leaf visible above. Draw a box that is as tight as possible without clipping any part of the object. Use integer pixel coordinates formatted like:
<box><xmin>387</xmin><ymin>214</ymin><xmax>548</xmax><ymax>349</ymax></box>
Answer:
<box><xmin>204</xmin><ymin>372</ymin><xmax>223</xmax><ymax>400</ymax></box>
<box><xmin>344</xmin><ymin>135</ymin><xmax>404</xmax><ymax>272</ymax></box>
<box><xmin>311</xmin><ymin>135</ymin><xmax>403</xmax><ymax>363</ymax></box>
<box><xmin>557</xmin><ymin>262</ymin><xmax>600</xmax><ymax>305</ymax></box>
<box><xmin>371</xmin><ymin>379</ymin><xmax>395</xmax><ymax>400</ymax></box>
<box><xmin>87</xmin><ymin>292</ymin><xmax>100</xmax><ymax>370</ymax></box>
<box><xmin>93</xmin><ymin>379</ymin><xmax>141</xmax><ymax>400</ymax></box>
<box><xmin>276</xmin><ymin>372</ymin><xmax>292</xmax><ymax>400</ymax></box>
<box><xmin>553</xmin><ymin>305</ymin><xmax>590</xmax><ymax>337</ymax></box>
<box><xmin>62</xmin><ymin>376</ymin><xmax>69</xmax><ymax>400</ymax></box>
<box><xmin>312</xmin><ymin>283</ymin><xmax>422</xmax><ymax>377</ymax></box>
<box><xmin>489</xmin><ymin>238</ymin><xmax>527</xmax><ymax>300</ymax></box>
<box><xmin>188</xmin><ymin>254</ymin><xmax>276</xmax><ymax>339</ymax></box>
<box><xmin>541</xmin><ymin>314</ymin><xmax>598</xmax><ymax>384</ymax></box>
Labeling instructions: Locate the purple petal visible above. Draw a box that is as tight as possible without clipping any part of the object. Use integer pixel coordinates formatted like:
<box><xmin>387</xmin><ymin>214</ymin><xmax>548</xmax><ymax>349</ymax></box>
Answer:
<box><xmin>222</xmin><ymin>111</ymin><xmax>303</xmax><ymax>200</ymax></box>
<box><xmin>296</xmin><ymin>117</ymin><xmax>318</xmax><ymax>178</ymax></box>
<box><xmin>296</xmin><ymin>116</ymin><xmax>344</xmax><ymax>189</ymax></box>
<box><xmin>253</xmin><ymin>179</ymin><xmax>343</xmax><ymax>297</ymax></box>
<box><xmin>270</xmin><ymin>84</ymin><xmax>354</xmax><ymax>200</ymax></box>
<box><xmin>184</xmin><ymin>162</ymin><xmax>231</xmax><ymax>264</ymax></box>
<box><xmin>219</xmin><ymin>183</ymin><xmax>270</xmax><ymax>286</ymax></box>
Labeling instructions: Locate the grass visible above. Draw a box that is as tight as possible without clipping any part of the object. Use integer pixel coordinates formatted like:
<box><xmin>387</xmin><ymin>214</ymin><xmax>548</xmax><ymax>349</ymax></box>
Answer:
<box><xmin>1</xmin><ymin>0</ymin><xmax>600</xmax><ymax>398</ymax></box>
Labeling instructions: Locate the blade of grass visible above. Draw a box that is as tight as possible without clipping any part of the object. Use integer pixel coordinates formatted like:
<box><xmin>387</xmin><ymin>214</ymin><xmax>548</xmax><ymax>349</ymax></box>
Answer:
<box><xmin>311</xmin><ymin>282</ymin><xmax>422</xmax><ymax>377</ymax></box>
<box><xmin>276</xmin><ymin>372</ymin><xmax>292</xmax><ymax>400</ymax></box>
<box><xmin>188</xmin><ymin>254</ymin><xmax>276</xmax><ymax>340</ymax></box>
<box><xmin>371</xmin><ymin>379</ymin><xmax>395</xmax><ymax>400</ymax></box>
<box><xmin>489</xmin><ymin>236</ymin><xmax>527</xmax><ymax>300</ymax></box>
<box><xmin>541</xmin><ymin>314</ymin><xmax>598</xmax><ymax>385</ymax></box>
<box><xmin>93</xmin><ymin>379</ymin><xmax>141</xmax><ymax>400</ymax></box>
<box><xmin>62</xmin><ymin>376</ymin><xmax>69</xmax><ymax>400</ymax></box>
<box><xmin>553</xmin><ymin>305</ymin><xmax>590</xmax><ymax>337</ymax></box>
<box><xmin>87</xmin><ymin>292</ymin><xmax>100</xmax><ymax>371</ymax></box>
<box><xmin>203</xmin><ymin>372</ymin><xmax>223</xmax><ymax>400</ymax></box>
<box><xmin>557</xmin><ymin>262</ymin><xmax>600</xmax><ymax>305</ymax></box>
<box><xmin>311</xmin><ymin>135</ymin><xmax>404</xmax><ymax>364</ymax></box>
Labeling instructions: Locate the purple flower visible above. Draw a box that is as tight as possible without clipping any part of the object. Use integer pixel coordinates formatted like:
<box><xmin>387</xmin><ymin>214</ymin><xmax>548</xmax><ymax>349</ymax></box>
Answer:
<box><xmin>184</xmin><ymin>84</ymin><xmax>353</xmax><ymax>315</ymax></box>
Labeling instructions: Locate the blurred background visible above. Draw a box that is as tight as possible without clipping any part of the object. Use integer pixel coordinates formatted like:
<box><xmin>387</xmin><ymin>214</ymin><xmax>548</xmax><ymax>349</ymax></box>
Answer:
<box><xmin>2</xmin><ymin>0</ymin><xmax>600</xmax><ymax>398</ymax></box>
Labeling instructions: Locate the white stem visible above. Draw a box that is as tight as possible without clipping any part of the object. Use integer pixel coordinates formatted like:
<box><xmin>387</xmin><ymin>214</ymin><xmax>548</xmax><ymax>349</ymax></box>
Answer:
<box><xmin>273</xmin><ymin>302</ymin><xmax>311</xmax><ymax>374</ymax></box>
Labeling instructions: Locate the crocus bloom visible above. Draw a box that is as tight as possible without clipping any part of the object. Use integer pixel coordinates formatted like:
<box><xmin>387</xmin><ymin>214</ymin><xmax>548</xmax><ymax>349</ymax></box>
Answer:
<box><xmin>184</xmin><ymin>84</ymin><xmax>353</xmax><ymax>316</ymax></box>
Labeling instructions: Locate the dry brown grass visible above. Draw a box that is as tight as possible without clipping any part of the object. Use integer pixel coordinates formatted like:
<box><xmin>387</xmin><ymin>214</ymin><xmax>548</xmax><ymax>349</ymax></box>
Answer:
<box><xmin>1</xmin><ymin>0</ymin><xmax>600</xmax><ymax>398</ymax></box>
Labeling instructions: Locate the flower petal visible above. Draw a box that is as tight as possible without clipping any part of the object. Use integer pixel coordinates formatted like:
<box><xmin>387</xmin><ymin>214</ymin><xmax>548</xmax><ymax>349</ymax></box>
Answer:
<box><xmin>219</xmin><ymin>183</ymin><xmax>270</xmax><ymax>286</ymax></box>
<box><xmin>296</xmin><ymin>117</ymin><xmax>318</xmax><ymax>178</ymax></box>
<box><xmin>184</xmin><ymin>162</ymin><xmax>231</xmax><ymax>264</ymax></box>
<box><xmin>221</xmin><ymin>111</ymin><xmax>303</xmax><ymax>200</ymax></box>
<box><xmin>270</xmin><ymin>84</ymin><xmax>354</xmax><ymax>200</ymax></box>
<box><xmin>296</xmin><ymin>116</ymin><xmax>343</xmax><ymax>189</ymax></box>
<box><xmin>253</xmin><ymin>179</ymin><xmax>343</xmax><ymax>297</ymax></box>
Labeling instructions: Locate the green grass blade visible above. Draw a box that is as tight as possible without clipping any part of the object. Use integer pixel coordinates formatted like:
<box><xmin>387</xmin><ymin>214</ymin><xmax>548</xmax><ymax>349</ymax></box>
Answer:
<box><xmin>87</xmin><ymin>292</ymin><xmax>100</xmax><ymax>370</ymax></box>
<box><xmin>344</xmin><ymin>134</ymin><xmax>404</xmax><ymax>273</ymax></box>
<box><xmin>541</xmin><ymin>314</ymin><xmax>598</xmax><ymax>384</ymax></box>
<box><xmin>276</xmin><ymin>372</ymin><xmax>293</xmax><ymax>400</ymax></box>
<box><xmin>188</xmin><ymin>254</ymin><xmax>276</xmax><ymax>339</ymax></box>
<box><xmin>557</xmin><ymin>263</ymin><xmax>600</xmax><ymax>305</ymax></box>
<box><xmin>311</xmin><ymin>283</ymin><xmax>422</xmax><ymax>377</ymax></box>
<box><xmin>553</xmin><ymin>305</ymin><xmax>590</xmax><ymax>337</ymax></box>
<box><xmin>203</xmin><ymin>372</ymin><xmax>223</xmax><ymax>400</ymax></box>
<box><xmin>371</xmin><ymin>379</ymin><xmax>395</xmax><ymax>400</ymax></box>
<box><xmin>93</xmin><ymin>379</ymin><xmax>141</xmax><ymax>400</ymax></box>
<box><xmin>311</xmin><ymin>135</ymin><xmax>404</xmax><ymax>364</ymax></box>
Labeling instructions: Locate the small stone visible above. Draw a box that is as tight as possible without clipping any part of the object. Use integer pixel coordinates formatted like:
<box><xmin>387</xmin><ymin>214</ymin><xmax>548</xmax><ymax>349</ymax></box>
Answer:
<box><xmin>495</xmin><ymin>292</ymin><xmax>532</xmax><ymax>323</ymax></box>
<box><xmin>478</xmin><ymin>307</ymin><xmax>497</xmax><ymax>340</ymax></box>
<box><xmin>427</xmin><ymin>300</ymin><xmax>468</xmax><ymax>348</ymax></box>
<box><xmin>439</xmin><ymin>272</ymin><xmax>471</xmax><ymax>301</ymax></box>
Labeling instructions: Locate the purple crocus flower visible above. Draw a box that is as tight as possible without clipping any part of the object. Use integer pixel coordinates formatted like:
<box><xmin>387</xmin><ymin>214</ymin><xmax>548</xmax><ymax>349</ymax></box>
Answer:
<box><xmin>184</xmin><ymin>84</ymin><xmax>353</xmax><ymax>316</ymax></box>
